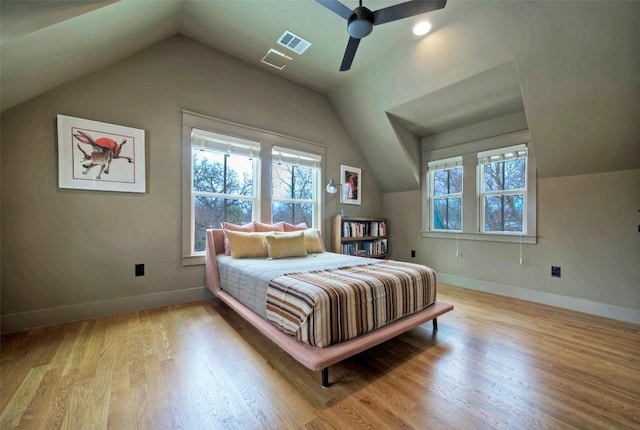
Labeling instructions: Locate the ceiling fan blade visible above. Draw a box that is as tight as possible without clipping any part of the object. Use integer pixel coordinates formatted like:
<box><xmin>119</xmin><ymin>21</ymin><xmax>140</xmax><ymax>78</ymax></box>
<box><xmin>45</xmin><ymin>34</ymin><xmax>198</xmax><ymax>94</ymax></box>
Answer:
<box><xmin>340</xmin><ymin>37</ymin><xmax>361</xmax><ymax>71</ymax></box>
<box><xmin>373</xmin><ymin>0</ymin><xmax>447</xmax><ymax>25</ymax></box>
<box><xmin>315</xmin><ymin>0</ymin><xmax>354</xmax><ymax>20</ymax></box>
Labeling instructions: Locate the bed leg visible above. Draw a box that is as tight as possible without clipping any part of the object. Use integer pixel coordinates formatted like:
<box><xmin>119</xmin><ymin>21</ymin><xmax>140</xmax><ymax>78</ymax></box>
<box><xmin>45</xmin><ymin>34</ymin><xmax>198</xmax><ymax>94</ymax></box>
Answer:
<box><xmin>433</xmin><ymin>317</ymin><xmax>438</xmax><ymax>331</ymax></box>
<box><xmin>321</xmin><ymin>368</ymin><xmax>329</xmax><ymax>388</ymax></box>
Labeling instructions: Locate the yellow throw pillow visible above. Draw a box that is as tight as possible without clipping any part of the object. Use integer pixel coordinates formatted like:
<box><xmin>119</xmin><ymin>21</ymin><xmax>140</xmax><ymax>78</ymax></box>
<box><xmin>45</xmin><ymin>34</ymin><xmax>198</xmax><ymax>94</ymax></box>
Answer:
<box><xmin>303</xmin><ymin>229</ymin><xmax>325</xmax><ymax>254</ymax></box>
<box><xmin>220</xmin><ymin>221</ymin><xmax>255</xmax><ymax>256</ymax></box>
<box><xmin>224</xmin><ymin>230</ymin><xmax>269</xmax><ymax>258</ymax></box>
<box><xmin>264</xmin><ymin>232</ymin><xmax>308</xmax><ymax>259</ymax></box>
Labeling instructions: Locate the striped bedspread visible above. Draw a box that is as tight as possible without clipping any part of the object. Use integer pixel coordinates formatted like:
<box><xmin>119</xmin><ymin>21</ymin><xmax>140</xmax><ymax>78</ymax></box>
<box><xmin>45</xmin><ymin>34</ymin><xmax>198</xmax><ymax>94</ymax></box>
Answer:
<box><xmin>266</xmin><ymin>260</ymin><xmax>437</xmax><ymax>347</ymax></box>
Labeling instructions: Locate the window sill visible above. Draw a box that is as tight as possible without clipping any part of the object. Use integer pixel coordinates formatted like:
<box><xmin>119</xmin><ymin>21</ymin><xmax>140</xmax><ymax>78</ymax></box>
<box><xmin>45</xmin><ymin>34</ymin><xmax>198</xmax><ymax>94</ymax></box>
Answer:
<box><xmin>183</xmin><ymin>254</ymin><xmax>205</xmax><ymax>266</ymax></box>
<box><xmin>421</xmin><ymin>231</ymin><xmax>537</xmax><ymax>244</ymax></box>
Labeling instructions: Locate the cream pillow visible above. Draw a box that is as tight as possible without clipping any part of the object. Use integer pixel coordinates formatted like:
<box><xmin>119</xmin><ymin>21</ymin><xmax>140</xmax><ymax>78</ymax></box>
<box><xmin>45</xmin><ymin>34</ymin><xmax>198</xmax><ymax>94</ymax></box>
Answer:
<box><xmin>224</xmin><ymin>230</ymin><xmax>269</xmax><ymax>258</ymax></box>
<box><xmin>264</xmin><ymin>232</ymin><xmax>308</xmax><ymax>259</ymax></box>
<box><xmin>221</xmin><ymin>221</ymin><xmax>255</xmax><ymax>256</ymax></box>
<box><xmin>303</xmin><ymin>229</ymin><xmax>325</xmax><ymax>254</ymax></box>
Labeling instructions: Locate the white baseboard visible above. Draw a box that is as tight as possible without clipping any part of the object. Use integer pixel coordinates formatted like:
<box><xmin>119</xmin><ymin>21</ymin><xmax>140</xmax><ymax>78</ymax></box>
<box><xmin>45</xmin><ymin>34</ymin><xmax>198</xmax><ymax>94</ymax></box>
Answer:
<box><xmin>438</xmin><ymin>274</ymin><xmax>640</xmax><ymax>325</ymax></box>
<box><xmin>1</xmin><ymin>286</ymin><xmax>213</xmax><ymax>334</ymax></box>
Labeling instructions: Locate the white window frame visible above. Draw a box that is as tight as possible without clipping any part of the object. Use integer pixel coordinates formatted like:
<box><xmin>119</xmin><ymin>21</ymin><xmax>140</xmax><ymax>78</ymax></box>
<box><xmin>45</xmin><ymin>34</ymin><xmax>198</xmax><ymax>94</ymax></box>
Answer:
<box><xmin>421</xmin><ymin>130</ymin><xmax>537</xmax><ymax>244</ymax></box>
<box><xmin>478</xmin><ymin>144</ymin><xmax>528</xmax><ymax>235</ymax></box>
<box><xmin>271</xmin><ymin>146</ymin><xmax>321</xmax><ymax>228</ymax></box>
<box><xmin>428</xmin><ymin>156</ymin><xmax>463</xmax><ymax>232</ymax></box>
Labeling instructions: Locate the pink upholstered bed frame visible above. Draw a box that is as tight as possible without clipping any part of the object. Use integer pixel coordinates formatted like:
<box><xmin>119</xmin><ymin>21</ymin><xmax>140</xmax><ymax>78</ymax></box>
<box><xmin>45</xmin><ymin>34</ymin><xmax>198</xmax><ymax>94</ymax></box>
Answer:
<box><xmin>205</xmin><ymin>229</ymin><xmax>454</xmax><ymax>387</ymax></box>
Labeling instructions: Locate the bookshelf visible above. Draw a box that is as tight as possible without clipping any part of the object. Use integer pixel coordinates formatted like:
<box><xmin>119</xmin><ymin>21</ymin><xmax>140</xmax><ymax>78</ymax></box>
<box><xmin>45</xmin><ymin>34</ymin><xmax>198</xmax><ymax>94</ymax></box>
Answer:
<box><xmin>332</xmin><ymin>216</ymin><xmax>388</xmax><ymax>259</ymax></box>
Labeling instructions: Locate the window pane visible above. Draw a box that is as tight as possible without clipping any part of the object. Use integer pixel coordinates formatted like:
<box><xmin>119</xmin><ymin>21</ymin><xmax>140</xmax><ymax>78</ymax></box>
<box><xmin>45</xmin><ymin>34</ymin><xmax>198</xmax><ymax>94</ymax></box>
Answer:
<box><xmin>484</xmin><ymin>195</ymin><xmax>502</xmax><ymax>231</ymax></box>
<box><xmin>434</xmin><ymin>167</ymin><xmax>462</xmax><ymax>195</ymax></box>
<box><xmin>433</xmin><ymin>171</ymin><xmax>449</xmax><ymax>196</ymax></box>
<box><xmin>483</xmin><ymin>162</ymin><xmax>503</xmax><ymax>191</ymax></box>
<box><xmin>272</xmin><ymin>202</ymin><xmax>313</xmax><ymax>226</ymax></box>
<box><xmin>504</xmin><ymin>158</ymin><xmax>526</xmax><ymax>190</ymax></box>
<box><xmin>448</xmin><ymin>167</ymin><xmax>463</xmax><ymax>194</ymax></box>
<box><xmin>194</xmin><ymin>197</ymin><xmax>253</xmax><ymax>252</ymax></box>
<box><xmin>483</xmin><ymin>159</ymin><xmax>525</xmax><ymax>192</ymax></box>
<box><xmin>272</xmin><ymin>163</ymin><xmax>315</xmax><ymax>200</ymax></box>
<box><xmin>503</xmin><ymin>195</ymin><xmax>524</xmax><ymax>231</ymax></box>
<box><xmin>433</xmin><ymin>197</ymin><xmax>461</xmax><ymax>230</ymax></box>
<box><xmin>193</xmin><ymin>151</ymin><xmax>253</xmax><ymax>195</ymax></box>
<box><xmin>484</xmin><ymin>195</ymin><xmax>523</xmax><ymax>232</ymax></box>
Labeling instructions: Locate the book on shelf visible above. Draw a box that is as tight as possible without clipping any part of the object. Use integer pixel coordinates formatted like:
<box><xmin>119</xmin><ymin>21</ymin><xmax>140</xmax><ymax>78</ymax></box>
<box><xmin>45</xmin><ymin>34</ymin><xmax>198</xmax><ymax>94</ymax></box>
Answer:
<box><xmin>340</xmin><ymin>239</ymin><xmax>387</xmax><ymax>257</ymax></box>
<box><xmin>341</xmin><ymin>220</ymin><xmax>386</xmax><ymax>238</ymax></box>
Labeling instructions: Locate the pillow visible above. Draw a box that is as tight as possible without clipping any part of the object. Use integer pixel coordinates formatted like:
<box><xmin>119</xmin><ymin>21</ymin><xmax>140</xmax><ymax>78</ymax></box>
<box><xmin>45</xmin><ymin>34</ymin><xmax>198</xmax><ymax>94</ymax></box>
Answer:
<box><xmin>253</xmin><ymin>221</ymin><xmax>285</xmax><ymax>232</ymax></box>
<box><xmin>303</xmin><ymin>229</ymin><xmax>325</xmax><ymax>253</ymax></box>
<box><xmin>224</xmin><ymin>230</ymin><xmax>269</xmax><ymax>258</ymax></box>
<box><xmin>221</xmin><ymin>222</ymin><xmax>255</xmax><ymax>256</ymax></box>
<box><xmin>264</xmin><ymin>232</ymin><xmax>308</xmax><ymax>259</ymax></box>
<box><xmin>282</xmin><ymin>222</ymin><xmax>308</xmax><ymax>232</ymax></box>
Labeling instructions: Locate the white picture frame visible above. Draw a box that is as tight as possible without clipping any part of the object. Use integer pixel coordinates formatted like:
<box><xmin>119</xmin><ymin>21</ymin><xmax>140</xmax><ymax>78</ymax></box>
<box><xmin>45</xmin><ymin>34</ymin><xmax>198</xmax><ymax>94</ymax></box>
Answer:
<box><xmin>57</xmin><ymin>115</ymin><xmax>145</xmax><ymax>193</ymax></box>
<box><xmin>340</xmin><ymin>165</ymin><xmax>361</xmax><ymax>205</ymax></box>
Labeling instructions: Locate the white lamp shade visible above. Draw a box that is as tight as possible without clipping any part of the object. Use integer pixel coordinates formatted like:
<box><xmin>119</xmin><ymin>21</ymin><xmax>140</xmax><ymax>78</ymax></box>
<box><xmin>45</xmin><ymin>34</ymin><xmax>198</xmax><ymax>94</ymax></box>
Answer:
<box><xmin>326</xmin><ymin>178</ymin><xmax>338</xmax><ymax>194</ymax></box>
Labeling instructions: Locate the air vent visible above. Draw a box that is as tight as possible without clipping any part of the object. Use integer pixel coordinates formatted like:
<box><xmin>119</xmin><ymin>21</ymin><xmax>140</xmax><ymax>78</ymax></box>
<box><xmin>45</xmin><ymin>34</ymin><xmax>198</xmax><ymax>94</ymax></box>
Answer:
<box><xmin>261</xmin><ymin>49</ymin><xmax>293</xmax><ymax>70</ymax></box>
<box><xmin>277</xmin><ymin>31</ymin><xmax>311</xmax><ymax>55</ymax></box>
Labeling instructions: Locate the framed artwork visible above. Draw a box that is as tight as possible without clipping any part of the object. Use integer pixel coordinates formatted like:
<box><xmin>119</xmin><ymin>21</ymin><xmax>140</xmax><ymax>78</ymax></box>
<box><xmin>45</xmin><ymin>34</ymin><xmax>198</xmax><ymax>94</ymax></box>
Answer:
<box><xmin>57</xmin><ymin>115</ymin><xmax>145</xmax><ymax>193</ymax></box>
<box><xmin>340</xmin><ymin>165</ymin><xmax>361</xmax><ymax>205</ymax></box>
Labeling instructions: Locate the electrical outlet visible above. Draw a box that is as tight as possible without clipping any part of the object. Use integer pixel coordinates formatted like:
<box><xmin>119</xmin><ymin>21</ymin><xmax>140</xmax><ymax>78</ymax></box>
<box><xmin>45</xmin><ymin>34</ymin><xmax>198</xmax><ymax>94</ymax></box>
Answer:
<box><xmin>411</xmin><ymin>250</ymin><xmax>416</xmax><ymax>258</ymax></box>
<box><xmin>135</xmin><ymin>264</ymin><xmax>145</xmax><ymax>277</ymax></box>
<box><xmin>551</xmin><ymin>266</ymin><xmax>561</xmax><ymax>278</ymax></box>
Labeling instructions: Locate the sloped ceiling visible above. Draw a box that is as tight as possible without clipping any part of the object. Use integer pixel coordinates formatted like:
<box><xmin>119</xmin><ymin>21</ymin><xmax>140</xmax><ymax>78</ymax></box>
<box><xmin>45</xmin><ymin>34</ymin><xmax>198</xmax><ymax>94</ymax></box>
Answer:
<box><xmin>2</xmin><ymin>0</ymin><xmax>639</xmax><ymax>192</ymax></box>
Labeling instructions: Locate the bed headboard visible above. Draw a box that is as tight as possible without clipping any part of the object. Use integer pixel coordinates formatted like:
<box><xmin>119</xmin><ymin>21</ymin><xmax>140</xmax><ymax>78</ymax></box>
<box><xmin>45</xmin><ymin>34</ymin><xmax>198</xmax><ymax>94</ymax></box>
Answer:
<box><xmin>208</xmin><ymin>229</ymin><xmax>225</xmax><ymax>255</ymax></box>
<box><xmin>205</xmin><ymin>229</ymin><xmax>225</xmax><ymax>294</ymax></box>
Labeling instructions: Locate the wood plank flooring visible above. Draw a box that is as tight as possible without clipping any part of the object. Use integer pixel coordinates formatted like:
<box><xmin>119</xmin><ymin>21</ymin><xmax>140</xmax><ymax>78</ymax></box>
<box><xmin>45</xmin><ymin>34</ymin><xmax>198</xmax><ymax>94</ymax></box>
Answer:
<box><xmin>2</xmin><ymin>284</ymin><xmax>639</xmax><ymax>429</ymax></box>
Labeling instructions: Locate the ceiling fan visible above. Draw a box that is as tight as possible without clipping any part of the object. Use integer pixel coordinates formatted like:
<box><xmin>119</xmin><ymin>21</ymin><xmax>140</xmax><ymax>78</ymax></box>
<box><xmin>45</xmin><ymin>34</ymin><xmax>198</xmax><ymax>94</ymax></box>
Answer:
<box><xmin>315</xmin><ymin>0</ymin><xmax>447</xmax><ymax>71</ymax></box>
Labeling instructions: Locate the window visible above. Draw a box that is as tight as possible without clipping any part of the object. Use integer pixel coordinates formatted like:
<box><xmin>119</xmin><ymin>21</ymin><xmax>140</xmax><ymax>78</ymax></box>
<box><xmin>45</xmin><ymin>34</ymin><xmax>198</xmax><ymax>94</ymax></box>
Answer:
<box><xmin>478</xmin><ymin>145</ymin><xmax>527</xmax><ymax>233</ymax></box>
<box><xmin>421</xmin><ymin>131</ymin><xmax>536</xmax><ymax>244</ymax></box>
<box><xmin>182</xmin><ymin>111</ymin><xmax>327</xmax><ymax>264</ymax></box>
<box><xmin>428</xmin><ymin>157</ymin><xmax>463</xmax><ymax>231</ymax></box>
<box><xmin>191</xmin><ymin>129</ymin><xmax>259</xmax><ymax>253</ymax></box>
<box><xmin>271</xmin><ymin>146</ymin><xmax>320</xmax><ymax>227</ymax></box>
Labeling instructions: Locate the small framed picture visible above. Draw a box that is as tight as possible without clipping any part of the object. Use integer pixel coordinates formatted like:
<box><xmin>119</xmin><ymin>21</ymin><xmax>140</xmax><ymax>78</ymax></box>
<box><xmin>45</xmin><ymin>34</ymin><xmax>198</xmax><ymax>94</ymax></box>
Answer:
<box><xmin>340</xmin><ymin>165</ymin><xmax>361</xmax><ymax>205</ymax></box>
<box><xmin>57</xmin><ymin>115</ymin><xmax>145</xmax><ymax>193</ymax></box>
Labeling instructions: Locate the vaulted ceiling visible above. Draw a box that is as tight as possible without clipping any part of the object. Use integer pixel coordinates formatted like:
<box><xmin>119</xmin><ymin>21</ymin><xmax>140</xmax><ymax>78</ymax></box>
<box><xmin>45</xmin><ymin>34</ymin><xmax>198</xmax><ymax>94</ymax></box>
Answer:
<box><xmin>2</xmin><ymin>0</ymin><xmax>639</xmax><ymax>192</ymax></box>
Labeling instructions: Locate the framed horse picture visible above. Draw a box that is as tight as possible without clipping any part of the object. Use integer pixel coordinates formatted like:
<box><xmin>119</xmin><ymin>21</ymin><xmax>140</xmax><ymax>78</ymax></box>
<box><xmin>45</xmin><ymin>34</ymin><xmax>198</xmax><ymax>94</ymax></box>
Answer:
<box><xmin>57</xmin><ymin>115</ymin><xmax>145</xmax><ymax>193</ymax></box>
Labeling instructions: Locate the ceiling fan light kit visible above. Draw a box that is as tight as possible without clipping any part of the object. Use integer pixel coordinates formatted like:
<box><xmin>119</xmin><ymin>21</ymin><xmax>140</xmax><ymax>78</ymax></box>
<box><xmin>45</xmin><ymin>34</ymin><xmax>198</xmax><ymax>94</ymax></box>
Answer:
<box><xmin>347</xmin><ymin>7</ymin><xmax>374</xmax><ymax>38</ymax></box>
<box><xmin>316</xmin><ymin>0</ymin><xmax>447</xmax><ymax>71</ymax></box>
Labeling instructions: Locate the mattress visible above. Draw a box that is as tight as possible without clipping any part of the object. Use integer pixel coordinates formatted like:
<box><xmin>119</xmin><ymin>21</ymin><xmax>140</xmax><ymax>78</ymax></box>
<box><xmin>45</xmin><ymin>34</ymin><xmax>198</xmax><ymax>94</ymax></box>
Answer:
<box><xmin>217</xmin><ymin>253</ymin><xmax>437</xmax><ymax>348</ymax></box>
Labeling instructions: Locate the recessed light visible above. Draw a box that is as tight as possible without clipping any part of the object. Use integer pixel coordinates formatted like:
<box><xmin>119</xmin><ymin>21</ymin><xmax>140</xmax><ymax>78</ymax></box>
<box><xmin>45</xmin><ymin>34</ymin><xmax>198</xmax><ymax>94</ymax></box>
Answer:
<box><xmin>413</xmin><ymin>21</ymin><xmax>432</xmax><ymax>36</ymax></box>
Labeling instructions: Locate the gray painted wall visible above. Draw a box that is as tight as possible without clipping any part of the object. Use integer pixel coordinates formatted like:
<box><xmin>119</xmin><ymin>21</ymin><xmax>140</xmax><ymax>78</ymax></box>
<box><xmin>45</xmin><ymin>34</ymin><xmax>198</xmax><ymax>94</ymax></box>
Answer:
<box><xmin>0</xmin><ymin>35</ymin><xmax>383</xmax><ymax>331</ymax></box>
<box><xmin>384</xmin><ymin>168</ymin><xmax>640</xmax><ymax>322</ymax></box>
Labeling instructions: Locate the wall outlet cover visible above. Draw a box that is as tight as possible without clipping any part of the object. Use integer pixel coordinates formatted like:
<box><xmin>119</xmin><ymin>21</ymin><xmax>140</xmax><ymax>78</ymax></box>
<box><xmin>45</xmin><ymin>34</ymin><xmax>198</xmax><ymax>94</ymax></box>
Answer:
<box><xmin>135</xmin><ymin>264</ymin><xmax>145</xmax><ymax>277</ymax></box>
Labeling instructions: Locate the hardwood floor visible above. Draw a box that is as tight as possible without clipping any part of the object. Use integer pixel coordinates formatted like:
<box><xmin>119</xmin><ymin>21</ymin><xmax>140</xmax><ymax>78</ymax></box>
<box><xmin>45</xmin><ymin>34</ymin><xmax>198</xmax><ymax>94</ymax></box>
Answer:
<box><xmin>2</xmin><ymin>284</ymin><xmax>639</xmax><ymax>429</ymax></box>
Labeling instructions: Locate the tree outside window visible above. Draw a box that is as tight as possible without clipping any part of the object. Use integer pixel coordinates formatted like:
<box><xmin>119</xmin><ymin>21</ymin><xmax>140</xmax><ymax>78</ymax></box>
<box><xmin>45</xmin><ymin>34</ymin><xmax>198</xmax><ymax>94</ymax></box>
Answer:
<box><xmin>271</xmin><ymin>157</ymin><xmax>317</xmax><ymax>226</ymax></box>
<box><xmin>431</xmin><ymin>166</ymin><xmax>463</xmax><ymax>231</ymax></box>
<box><xmin>481</xmin><ymin>156</ymin><xmax>526</xmax><ymax>233</ymax></box>
<box><xmin>192</xmin><ymin>150</ymin><xmax>255</xmax><ymax>252</ymax></box>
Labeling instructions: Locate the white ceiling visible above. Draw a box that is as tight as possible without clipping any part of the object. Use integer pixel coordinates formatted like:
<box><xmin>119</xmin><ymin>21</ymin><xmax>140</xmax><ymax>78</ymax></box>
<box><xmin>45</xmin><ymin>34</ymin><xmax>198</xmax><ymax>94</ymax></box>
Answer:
<box><xmin>2</xmin><ymin>0</ymin><xmax>639</xmax><ymax>191</ymax></box>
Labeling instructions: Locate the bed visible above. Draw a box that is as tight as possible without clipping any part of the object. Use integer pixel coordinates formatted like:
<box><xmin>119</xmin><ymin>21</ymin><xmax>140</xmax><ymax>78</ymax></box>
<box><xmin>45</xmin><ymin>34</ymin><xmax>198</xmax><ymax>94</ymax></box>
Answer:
<box><xmin>205</xmin><ymin>228</ymin><xmax>453</xmax><ymax>387</ymax></box>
